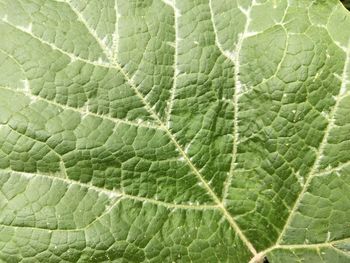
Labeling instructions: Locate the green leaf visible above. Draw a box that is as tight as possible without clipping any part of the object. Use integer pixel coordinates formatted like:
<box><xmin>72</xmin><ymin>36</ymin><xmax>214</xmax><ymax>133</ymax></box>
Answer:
<box><xmin>0</xmin><ymin>0</ymin><xmax>349</xmax><ymax>262</ymax></box>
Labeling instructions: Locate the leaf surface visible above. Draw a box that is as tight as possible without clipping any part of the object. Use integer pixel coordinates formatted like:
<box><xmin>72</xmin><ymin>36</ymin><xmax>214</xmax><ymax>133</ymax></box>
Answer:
<box><xmin>0</xmin><ymin>0</ymin><xmax>349</xmax><ymax>262</ymax></box>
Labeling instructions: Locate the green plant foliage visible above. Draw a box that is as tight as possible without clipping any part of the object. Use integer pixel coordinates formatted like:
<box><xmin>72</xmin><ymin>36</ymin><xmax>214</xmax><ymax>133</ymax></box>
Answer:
<box><xmin>0</xmin><ymin>0</ymin><xmax>349</xmax><ymax>262</ymax></box>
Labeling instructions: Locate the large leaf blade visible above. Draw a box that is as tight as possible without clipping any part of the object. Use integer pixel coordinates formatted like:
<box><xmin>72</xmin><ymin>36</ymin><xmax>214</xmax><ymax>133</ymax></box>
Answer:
<box><xmin>0</xmin><ymin>0</ymin><xmax>349</xmax><ymax>262</ymax></box>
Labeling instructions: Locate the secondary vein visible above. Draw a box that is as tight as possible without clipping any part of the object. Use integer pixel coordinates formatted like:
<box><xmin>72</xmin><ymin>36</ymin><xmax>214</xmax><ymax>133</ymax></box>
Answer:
<box><xmin>276</xmin><ymin>39</ymin><xmax>350</xmax><ymax>245</ymax></box>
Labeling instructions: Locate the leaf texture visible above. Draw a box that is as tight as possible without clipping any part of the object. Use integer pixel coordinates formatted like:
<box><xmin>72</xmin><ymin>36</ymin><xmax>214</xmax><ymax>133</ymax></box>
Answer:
<box><xmin>0</xmin><ymin>0</ymin><xmax>349</xmax><ymax>262</ymax></box>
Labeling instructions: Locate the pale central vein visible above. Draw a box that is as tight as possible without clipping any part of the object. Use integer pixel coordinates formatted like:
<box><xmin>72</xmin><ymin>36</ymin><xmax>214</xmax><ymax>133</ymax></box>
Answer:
<box><xmin>67</xmin><ymin>0</ymin><xmax>261</xmax><ymax>256</ymax></box>
<box><xmin>0</xmin><ymin>0</ymin><xmax>259</xmax><ymax>255</ymax></box>
<box><xmin>61</xmin><ymin>0</ymin><xmax>258</xmax><ymax>256</ymax></box>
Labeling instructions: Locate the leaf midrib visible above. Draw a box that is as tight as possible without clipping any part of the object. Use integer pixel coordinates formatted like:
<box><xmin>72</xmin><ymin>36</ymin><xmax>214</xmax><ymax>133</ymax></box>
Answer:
<box><xmin>62</xmin><ymin>0</ymin><xmax>259</xmax><ymax>256</ymax></box>
<box><xmin>0</xmin><ymin>0</ymin><xmax>257</xmax><ymax>254</ymax></box>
